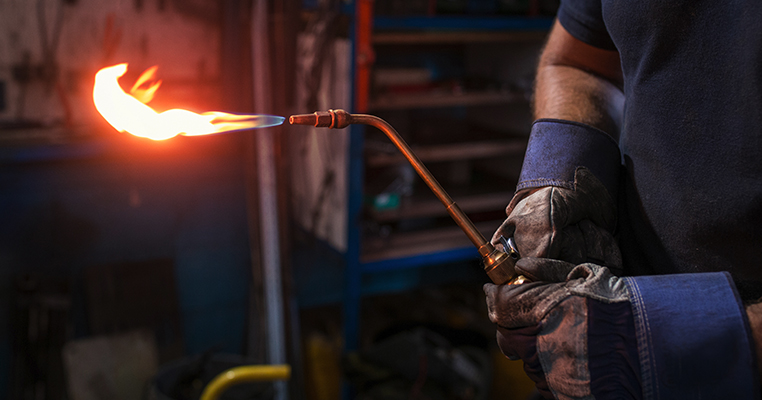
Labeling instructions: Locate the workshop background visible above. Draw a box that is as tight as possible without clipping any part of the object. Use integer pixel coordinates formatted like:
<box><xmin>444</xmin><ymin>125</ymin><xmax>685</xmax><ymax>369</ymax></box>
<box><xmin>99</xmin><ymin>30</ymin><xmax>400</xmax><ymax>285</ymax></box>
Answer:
<box><xmin>0</xmin><ymin>0</ymin><xmax>555</xmax><ymax>399</ymax></box>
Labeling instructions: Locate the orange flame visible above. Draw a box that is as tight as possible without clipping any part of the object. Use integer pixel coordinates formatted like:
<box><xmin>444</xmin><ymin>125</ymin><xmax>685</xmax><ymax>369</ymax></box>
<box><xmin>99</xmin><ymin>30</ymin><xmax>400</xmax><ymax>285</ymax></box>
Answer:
<box><xmin>93</xmin><ymin>64</ymin><xmax>283</xmax><ymax>140</ymax></box>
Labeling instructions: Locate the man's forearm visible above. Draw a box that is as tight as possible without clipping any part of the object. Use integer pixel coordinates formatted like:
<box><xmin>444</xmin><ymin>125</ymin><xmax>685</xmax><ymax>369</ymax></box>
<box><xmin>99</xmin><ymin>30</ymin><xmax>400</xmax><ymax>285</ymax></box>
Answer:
<box><xmin>532</xmin><ymin>20</ymin><xmax>625</xmax><ymax>138</ymax></box>
<box><xmin>534</xmin><ymin>64</ymin><xmax>625</xmax><ymax>138</ymax></box>
<box><xmin>746</xmin><ymin>302</ymin><xmax>762</xmax><ymax>380</ymax></box>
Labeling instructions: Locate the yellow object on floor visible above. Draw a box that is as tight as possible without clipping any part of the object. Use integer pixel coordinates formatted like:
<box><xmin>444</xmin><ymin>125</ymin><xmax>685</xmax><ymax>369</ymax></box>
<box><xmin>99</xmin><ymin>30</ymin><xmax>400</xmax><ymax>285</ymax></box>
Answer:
<box><xmin>490</xmin><ymin>349</ymin><xmax>536</xmax><ymax>400</ymax></box>
<box><xmin>304</xmin><ymin>333</ymin><xmax>343</xmax><ymax>400</ymax></box>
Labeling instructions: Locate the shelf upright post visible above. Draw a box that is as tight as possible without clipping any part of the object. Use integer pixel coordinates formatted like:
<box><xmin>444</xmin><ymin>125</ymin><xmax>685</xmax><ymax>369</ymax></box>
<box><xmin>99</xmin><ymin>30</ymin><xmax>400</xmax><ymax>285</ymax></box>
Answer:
<box><xmin>343</xmin><ymin>0</ymin><xmax>372</xmax><ymax>356</ymax></box>
<box><xmin>354</xmin><ymin>0</ymin><xmax>373</xmax><ymax>113</ymax></box>
<box><xmin>341</xmin><ymin>2</ymin><xmax>370</xmax><ymax>399</ymax></box>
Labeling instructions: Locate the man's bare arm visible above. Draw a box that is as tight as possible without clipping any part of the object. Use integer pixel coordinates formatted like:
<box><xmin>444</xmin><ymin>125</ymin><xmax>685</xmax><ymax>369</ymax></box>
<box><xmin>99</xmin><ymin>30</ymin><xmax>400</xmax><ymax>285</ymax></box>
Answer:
<box><xmin>533</xmin><ymin>19</ymin><xmax>625</xmax><ymax>138</ymax></box>
<box><xmin>745</xmin><ymin>303</ymin><xmax>762</xmax><ymax>381</ymax></box>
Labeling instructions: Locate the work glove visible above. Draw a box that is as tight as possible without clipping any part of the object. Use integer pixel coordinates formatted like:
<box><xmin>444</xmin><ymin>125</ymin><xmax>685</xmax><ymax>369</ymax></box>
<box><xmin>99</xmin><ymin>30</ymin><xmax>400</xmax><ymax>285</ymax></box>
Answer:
<box><xmin>485</xmin><ymin>257</ymin><xmax>638</xmax><ymax>399</ymax></box>
<box><xmin>492</xmin><ymin>167</ymin><xmax>622</xmax><ymax>272</ymax></box>
<box><xmin>484</xmin><ymin>257</ymin><xmax>760</xmax><ymax>399</ymax></box>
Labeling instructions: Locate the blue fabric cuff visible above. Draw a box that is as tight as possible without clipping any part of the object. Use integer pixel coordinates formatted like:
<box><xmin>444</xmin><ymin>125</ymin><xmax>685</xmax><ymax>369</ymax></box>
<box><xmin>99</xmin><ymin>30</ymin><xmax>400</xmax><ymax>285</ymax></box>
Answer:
<box><xmin>517</xmin><ymin>119</ymin><xmax>621</xmax><ymax>198</ymax></box>
<box><xmin>624</xmin><ymin>272</ymin><xmax>759</xmax><ymax>399</ymax></box>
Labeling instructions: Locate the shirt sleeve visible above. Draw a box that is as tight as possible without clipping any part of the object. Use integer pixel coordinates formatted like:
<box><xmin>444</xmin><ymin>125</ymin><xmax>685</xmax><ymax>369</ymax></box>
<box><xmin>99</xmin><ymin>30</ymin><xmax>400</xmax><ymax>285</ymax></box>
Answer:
<box><xmin>624</xmin><ymin>272</ymin><xmax>760</xmax><ymax>398</ymax></box>
<box><xmin>517</xmin><ymin>119</ymin><xmax>621</xmax><ymax>198</ymax></box>
<box><xmin>557</xmin><ymin>0</ymin><xmax>617</xmax><ymax>50</ymax></box>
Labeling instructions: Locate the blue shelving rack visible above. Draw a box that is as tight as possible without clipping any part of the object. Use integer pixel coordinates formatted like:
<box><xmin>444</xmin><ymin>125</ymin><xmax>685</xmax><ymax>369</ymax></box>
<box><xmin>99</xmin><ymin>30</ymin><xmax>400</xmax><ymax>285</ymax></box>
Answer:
<box><xmin>292</xmin><ymin>5</ymin><xmax>553</xmax><ymax>391</ymax></box>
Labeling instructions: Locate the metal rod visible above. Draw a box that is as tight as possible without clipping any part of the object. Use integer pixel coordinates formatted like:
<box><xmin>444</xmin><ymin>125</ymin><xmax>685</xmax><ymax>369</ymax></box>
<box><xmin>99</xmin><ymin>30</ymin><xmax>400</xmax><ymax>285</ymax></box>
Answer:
<box><xmin>251</xmin><ymin>2</ymin><xmax>288</xmax><ymax>400</ymax></box>
<box><xmin>351</xmin><ymin>114</ymin><xmax>493</xmax><ymax>257</ymax></box>
<box><xmin>200</xmin><ymin>365</ymin><xmax>291</xmax><ymax>400</ymax></box>
<box><xmin>289</xmin><ymin>109</ymin><xmax>521</xmax><ymax>285</ymax></box>
<box><xmin>289</xmin><ymin>110</ymin><xmax>493</xmax><ymax>257</ymax></box>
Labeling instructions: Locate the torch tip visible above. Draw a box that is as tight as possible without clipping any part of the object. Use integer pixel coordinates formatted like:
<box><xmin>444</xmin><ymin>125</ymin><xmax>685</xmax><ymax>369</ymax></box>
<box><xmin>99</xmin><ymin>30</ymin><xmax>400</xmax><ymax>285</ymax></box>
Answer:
<box><xmin>289</xmin><ymin>113</ymin><xmax>315</xmax><ymax>126</ymax></box>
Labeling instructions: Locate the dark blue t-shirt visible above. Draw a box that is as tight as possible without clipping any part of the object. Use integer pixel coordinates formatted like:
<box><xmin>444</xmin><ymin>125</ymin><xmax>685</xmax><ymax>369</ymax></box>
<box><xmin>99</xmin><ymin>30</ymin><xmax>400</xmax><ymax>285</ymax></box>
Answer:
<box><xmin>557</xmin><ymin>0</ymin><xmax>762</xmax><ymax>300</ymax></box>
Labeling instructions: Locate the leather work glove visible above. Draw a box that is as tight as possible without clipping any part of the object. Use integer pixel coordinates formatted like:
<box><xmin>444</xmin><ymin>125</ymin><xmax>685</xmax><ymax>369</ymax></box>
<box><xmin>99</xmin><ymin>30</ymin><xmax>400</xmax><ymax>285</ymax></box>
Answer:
<box><xmin>484</xmin><ymin>257</ymin><xmax>761</xmax><ymax>399</ymax></box>
<box><xmin>485</xmin><ymin>121</ymin><xmax>760</xmax><ymax>399</ymax></box>
<box><xmin>484</xmin><ymin>257</ymin><xmax>641</xmax><ymax>399</ymax></box>
<box><xmin>492</xmin><ymin>167</ymin><xmax>622</xmax><ymax>273</ymax></box>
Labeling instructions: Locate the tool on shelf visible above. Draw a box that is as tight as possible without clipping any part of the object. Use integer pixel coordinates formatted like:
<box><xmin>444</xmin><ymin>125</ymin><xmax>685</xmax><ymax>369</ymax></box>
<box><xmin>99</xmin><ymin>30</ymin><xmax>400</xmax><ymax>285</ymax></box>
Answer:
<box><xmin>289</xmin><ymin>109</ymin><xmax>526</xmax><ymax>285</ymax></box>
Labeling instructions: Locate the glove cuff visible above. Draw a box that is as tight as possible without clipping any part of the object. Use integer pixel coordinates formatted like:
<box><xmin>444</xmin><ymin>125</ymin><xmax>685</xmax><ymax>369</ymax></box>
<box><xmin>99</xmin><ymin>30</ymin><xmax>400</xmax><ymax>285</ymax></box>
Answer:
<box><xmin>624</xmin><ymin>272</ymin><xmax>759</xmax><ymax>399</ymax></box>
<box><xmin>517</xmin><ymin>119</ymin><xmax>621</xmax><ymax>198</ymax></box>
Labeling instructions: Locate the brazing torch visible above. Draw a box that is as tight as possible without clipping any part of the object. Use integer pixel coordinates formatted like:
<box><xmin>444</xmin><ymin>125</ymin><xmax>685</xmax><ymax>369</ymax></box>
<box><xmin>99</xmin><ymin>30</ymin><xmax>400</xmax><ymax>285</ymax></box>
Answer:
<box><xmin>289</xmin><ymin>109</ymin><xmax>526</xmax><ymax>285</ymax></box>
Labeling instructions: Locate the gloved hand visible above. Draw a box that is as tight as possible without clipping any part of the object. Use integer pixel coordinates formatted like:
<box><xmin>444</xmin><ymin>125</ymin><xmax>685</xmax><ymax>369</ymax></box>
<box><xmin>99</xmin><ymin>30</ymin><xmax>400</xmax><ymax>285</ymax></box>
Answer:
<box><xmin>485</xmin><ymin>120</ymin><xmax>759</xmax><ymax>398</ymax></box>
<box><xmin>485</xmin><ymin>257</ymin><xmax>761</xmax><ymax>399</ymax></box>
<box><xmin>484</xmin><ymin>257</ymin><xmax>640</xmax><ymax>399</ymax></box>
<box><xmin>492</xmin><ymin>167</ymin><xmax>622</xmax><ymax>273</ymax></box>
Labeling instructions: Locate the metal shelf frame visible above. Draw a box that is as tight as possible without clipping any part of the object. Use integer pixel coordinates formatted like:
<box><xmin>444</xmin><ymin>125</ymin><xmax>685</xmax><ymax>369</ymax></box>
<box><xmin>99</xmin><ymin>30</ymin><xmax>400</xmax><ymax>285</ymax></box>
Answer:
<box><xmin>323</xmin><ymin>6</ymin><xmax>552</xmax><ymax>397</ymax></box>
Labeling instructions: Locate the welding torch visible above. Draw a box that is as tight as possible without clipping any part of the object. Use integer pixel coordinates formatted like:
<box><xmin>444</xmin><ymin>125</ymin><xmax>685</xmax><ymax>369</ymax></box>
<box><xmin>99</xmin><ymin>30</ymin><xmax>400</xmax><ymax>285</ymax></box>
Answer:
<box><xmin>289</xmin><ymin>109</ymin><xmax>526</xmax><ymax>285</ymax></box>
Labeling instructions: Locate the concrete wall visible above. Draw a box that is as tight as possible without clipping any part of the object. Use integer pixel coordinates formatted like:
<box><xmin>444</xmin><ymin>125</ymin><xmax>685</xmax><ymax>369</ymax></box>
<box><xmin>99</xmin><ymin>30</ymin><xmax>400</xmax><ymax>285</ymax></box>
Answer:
<box><xmin>0</xmin><ymin>0</ymin><xmax>222</xmax><ymax>125</ymax></box>
<box><xmin>0</xmin><ymin>0</ymin><xmax>254</xmax><ymax>395</ymax></box>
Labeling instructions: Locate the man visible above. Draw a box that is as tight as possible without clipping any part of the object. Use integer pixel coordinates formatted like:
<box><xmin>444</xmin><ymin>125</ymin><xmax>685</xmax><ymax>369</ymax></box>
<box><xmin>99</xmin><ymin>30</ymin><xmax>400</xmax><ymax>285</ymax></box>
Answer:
<box><xmin>485</xmin><ymin>1</ymin><xmax>762</xmax><ymax>398</ymax></box>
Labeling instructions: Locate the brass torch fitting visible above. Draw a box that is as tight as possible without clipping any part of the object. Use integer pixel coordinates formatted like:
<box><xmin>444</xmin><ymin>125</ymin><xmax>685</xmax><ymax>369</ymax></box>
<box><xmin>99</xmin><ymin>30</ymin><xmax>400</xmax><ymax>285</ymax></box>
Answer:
<box><xmin>290</xmin><ymin>109</ymin><xmax>523</xmax><ymax>285</ymax></box>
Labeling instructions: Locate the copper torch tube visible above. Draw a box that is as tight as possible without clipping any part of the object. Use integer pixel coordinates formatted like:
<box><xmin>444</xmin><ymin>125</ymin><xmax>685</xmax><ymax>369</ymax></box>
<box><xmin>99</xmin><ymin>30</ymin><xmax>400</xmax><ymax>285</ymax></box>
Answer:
<box><xmin>290</xmin><ymin>109</ymin><xmax>520</xmax><ymax>285</ymax></box>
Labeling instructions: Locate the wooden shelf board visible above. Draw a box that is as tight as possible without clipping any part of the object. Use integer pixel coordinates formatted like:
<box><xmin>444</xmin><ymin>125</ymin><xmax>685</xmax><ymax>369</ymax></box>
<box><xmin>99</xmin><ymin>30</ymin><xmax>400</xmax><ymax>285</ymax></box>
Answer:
<box><xmin>373</xmin><ymin>30</ymin><xmax>548</xmax><ymax>44</ymax></box>
<box><xmin>361</xmin><ymin>220</ymin><xmax>501</xmax><ymax>263</ymax></box>
<box><xmin>369</xmin><ymin>190</ymin><xmax>513</xmax><ymax>222</ymax></box>
<box><xmin>369</xmin><ymin>91</ymin><xmax>525</xmax><ymax>110</ymax></box>
<box><xmin>372</xmin><ymin>16</ymin><xmax>554</xmax><ymax>32</ymax></box>
<box><xmin>366</xmin><ymin>139</ymin><xmax>526</xmax><ymax>167</ymax></box>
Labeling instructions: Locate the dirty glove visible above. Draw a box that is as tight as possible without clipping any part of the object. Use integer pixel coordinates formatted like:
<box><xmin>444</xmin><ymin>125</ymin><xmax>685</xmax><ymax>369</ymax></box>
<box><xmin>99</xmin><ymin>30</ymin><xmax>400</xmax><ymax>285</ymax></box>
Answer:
<box><xmin>492</xmin><ymin>167</ymin><xmax>622</xmax><ymax>271</ymax></box>
<box><xmin>484</xmin><ymin>257</ymin><xmax>759</xmax><ymax>399</ymax></box>
<box><xmin>492</xmin><ymin>119</ymin><xmax>623</xmax><ymax>270</ymax></box>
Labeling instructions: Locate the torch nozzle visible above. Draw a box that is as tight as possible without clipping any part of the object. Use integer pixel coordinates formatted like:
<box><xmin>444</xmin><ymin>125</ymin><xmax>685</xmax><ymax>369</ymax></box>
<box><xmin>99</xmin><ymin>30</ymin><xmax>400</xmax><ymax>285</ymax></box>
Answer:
<box><xmin>289</xmin><ymin>114</ymin><xmax>316</xmax><ymax>126</ymax></box>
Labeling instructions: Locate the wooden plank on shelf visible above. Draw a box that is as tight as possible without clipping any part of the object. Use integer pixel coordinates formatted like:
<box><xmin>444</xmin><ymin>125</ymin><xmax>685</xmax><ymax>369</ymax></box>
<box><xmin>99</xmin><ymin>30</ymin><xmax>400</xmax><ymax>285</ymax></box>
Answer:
<box><xmin>369</xmin><ymin>91</ymin><xmax>525</xmax><ymax>110</ymax></box>
<box><xmin>373</xmin><ymin>30</ymin><xmax>548</xmax><ymax>44</ymax></box>
<box><xmin>367</xmin><ymin>139</ymin><xmax>526</xmax><ymax>167</ymax></box>
<box><xmin>370</xmin><ymin>190</ymin><xmax>513</xmax><ymax>222</ymax></box>
<box><xmin>361</xmin><ymin>220</ymin><xmax>501</xmax><ymax>263</ymax></box>
<box><xmin>372</xmin><ymin>16</ymin><xmax>554</xmax><ymax>32</ymax></box>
